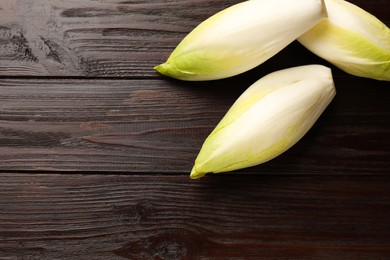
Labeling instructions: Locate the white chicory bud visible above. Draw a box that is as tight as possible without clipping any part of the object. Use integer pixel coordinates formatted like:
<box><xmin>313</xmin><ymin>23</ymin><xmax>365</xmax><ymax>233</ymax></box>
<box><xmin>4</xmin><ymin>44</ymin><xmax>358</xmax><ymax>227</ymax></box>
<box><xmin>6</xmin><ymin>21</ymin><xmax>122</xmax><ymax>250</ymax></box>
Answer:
<box><xmin>190</xmin><ymin>65</ymin><xmax>336</xmax><ymax>179</ymax></box>
<box><xmin>155</xmin><ymin>0</ymin><xmax>326</xmax><ymax>81</ymax></box>
<box><xmin>298</xmin><ymin>0</ymin><xmax>390</xmax><ymax>81</ymax></box>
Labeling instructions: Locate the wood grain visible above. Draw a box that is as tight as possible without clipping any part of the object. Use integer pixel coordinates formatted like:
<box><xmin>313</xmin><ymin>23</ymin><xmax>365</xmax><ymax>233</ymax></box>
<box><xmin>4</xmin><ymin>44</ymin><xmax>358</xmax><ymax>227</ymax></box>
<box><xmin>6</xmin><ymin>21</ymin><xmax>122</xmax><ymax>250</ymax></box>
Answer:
<box><xmin>0</xmin><ymin>0</ymin><xmax>388</xmax><ymax>78</ymax></box>
<box><xmin>0</xmin><ymin>0</ymin><xmax>241</xmax><ymax>77</ymax></box>
<box><xmin>1</xmin><ymin>173</ymin><xmax>390</xmax><ymax>259</ymax></box>
<box><xmin>0</xmin><ymin>77</ymin><xmax>389</xmax><ymax>174</ymax></box>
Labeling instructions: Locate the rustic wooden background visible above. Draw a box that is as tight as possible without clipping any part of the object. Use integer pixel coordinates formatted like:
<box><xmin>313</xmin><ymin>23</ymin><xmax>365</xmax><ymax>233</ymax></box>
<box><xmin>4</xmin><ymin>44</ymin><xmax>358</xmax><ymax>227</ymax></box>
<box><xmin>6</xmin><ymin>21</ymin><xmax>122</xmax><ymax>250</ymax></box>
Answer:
<box><xmin>0</xmin><ymin>0</ymin><xmax>389</xmax><ymax>259</ymax></box>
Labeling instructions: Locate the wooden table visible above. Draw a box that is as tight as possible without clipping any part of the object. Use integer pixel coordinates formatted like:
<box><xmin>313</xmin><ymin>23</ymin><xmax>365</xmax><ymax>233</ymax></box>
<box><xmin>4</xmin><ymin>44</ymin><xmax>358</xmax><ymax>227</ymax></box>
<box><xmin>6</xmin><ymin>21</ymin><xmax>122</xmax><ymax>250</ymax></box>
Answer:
<box><xmin>1</xmin><ymin>0</ymin><xmax>389</xmax><ymax>259</ymax></box>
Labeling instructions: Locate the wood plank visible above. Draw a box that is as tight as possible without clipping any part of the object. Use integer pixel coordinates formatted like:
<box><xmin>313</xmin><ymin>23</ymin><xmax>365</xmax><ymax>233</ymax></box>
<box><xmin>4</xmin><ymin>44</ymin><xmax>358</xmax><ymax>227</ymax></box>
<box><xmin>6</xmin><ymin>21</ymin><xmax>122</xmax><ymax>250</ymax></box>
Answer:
<box><xmin>0</xmin><ymin>0</ymin><xmax>241</xmax><ymax>77</ymax></box>
<box><xmin>0</xmin><ymin>0</ymin><xmax>388</xmax><ymax>77</ymax></box>
<box><xmin>0</xmin><ymin>77</ymin><xmax>389</xmax><ymax>174</ymax></box>
<box><xmin>1</xmin><ymin>173</ymin><xmax>390</xmax><ymax>259</ymax></box>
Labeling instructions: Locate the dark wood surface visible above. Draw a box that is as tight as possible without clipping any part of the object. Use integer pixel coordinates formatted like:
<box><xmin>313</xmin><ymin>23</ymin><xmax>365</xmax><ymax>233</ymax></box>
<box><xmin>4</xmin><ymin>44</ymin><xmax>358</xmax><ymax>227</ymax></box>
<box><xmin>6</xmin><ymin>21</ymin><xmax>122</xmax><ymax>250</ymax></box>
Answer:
<box><xmin>0</xmin><ymin>0</ymin><xmax>389</xmax><ymax>259</ymax></box>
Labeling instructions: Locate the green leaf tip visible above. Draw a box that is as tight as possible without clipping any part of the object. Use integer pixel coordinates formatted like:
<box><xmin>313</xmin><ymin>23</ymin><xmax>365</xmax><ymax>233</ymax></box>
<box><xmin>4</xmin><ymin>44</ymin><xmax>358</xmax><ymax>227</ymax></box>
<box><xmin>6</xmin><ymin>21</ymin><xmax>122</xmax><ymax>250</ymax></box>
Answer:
<box><xmin>154</xmin><ymin>62</ymin><xmax>197</xmax><ymax>81</ymax></box>
<box><xmin>154</xmin><ymin>63</ymin><xmax>172</xmax><ymax>77</ymax></box>
<box><xmin>190</xmin><ymin>167</ymin><xmax>206</xmax><ymax>180</ymax></box>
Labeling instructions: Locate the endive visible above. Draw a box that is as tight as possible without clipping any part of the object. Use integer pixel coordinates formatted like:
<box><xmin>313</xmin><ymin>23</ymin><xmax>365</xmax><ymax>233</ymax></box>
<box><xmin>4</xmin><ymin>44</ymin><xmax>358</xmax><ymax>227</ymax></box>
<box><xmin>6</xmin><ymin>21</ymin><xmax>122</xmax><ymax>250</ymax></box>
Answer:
<box><xmin>190</xmin><ymin>65</ymin><xmax>336</xmax><ymax>179</ymax></box>
<box><xmin>298</xmin><ymin>0</ymin><xmax>390</xmax><ymax>81</ymax></box>
<box><xmin>155</xmin><ymin>0</ymin><xmax>326</xmax><ymax>81</ymax></box>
